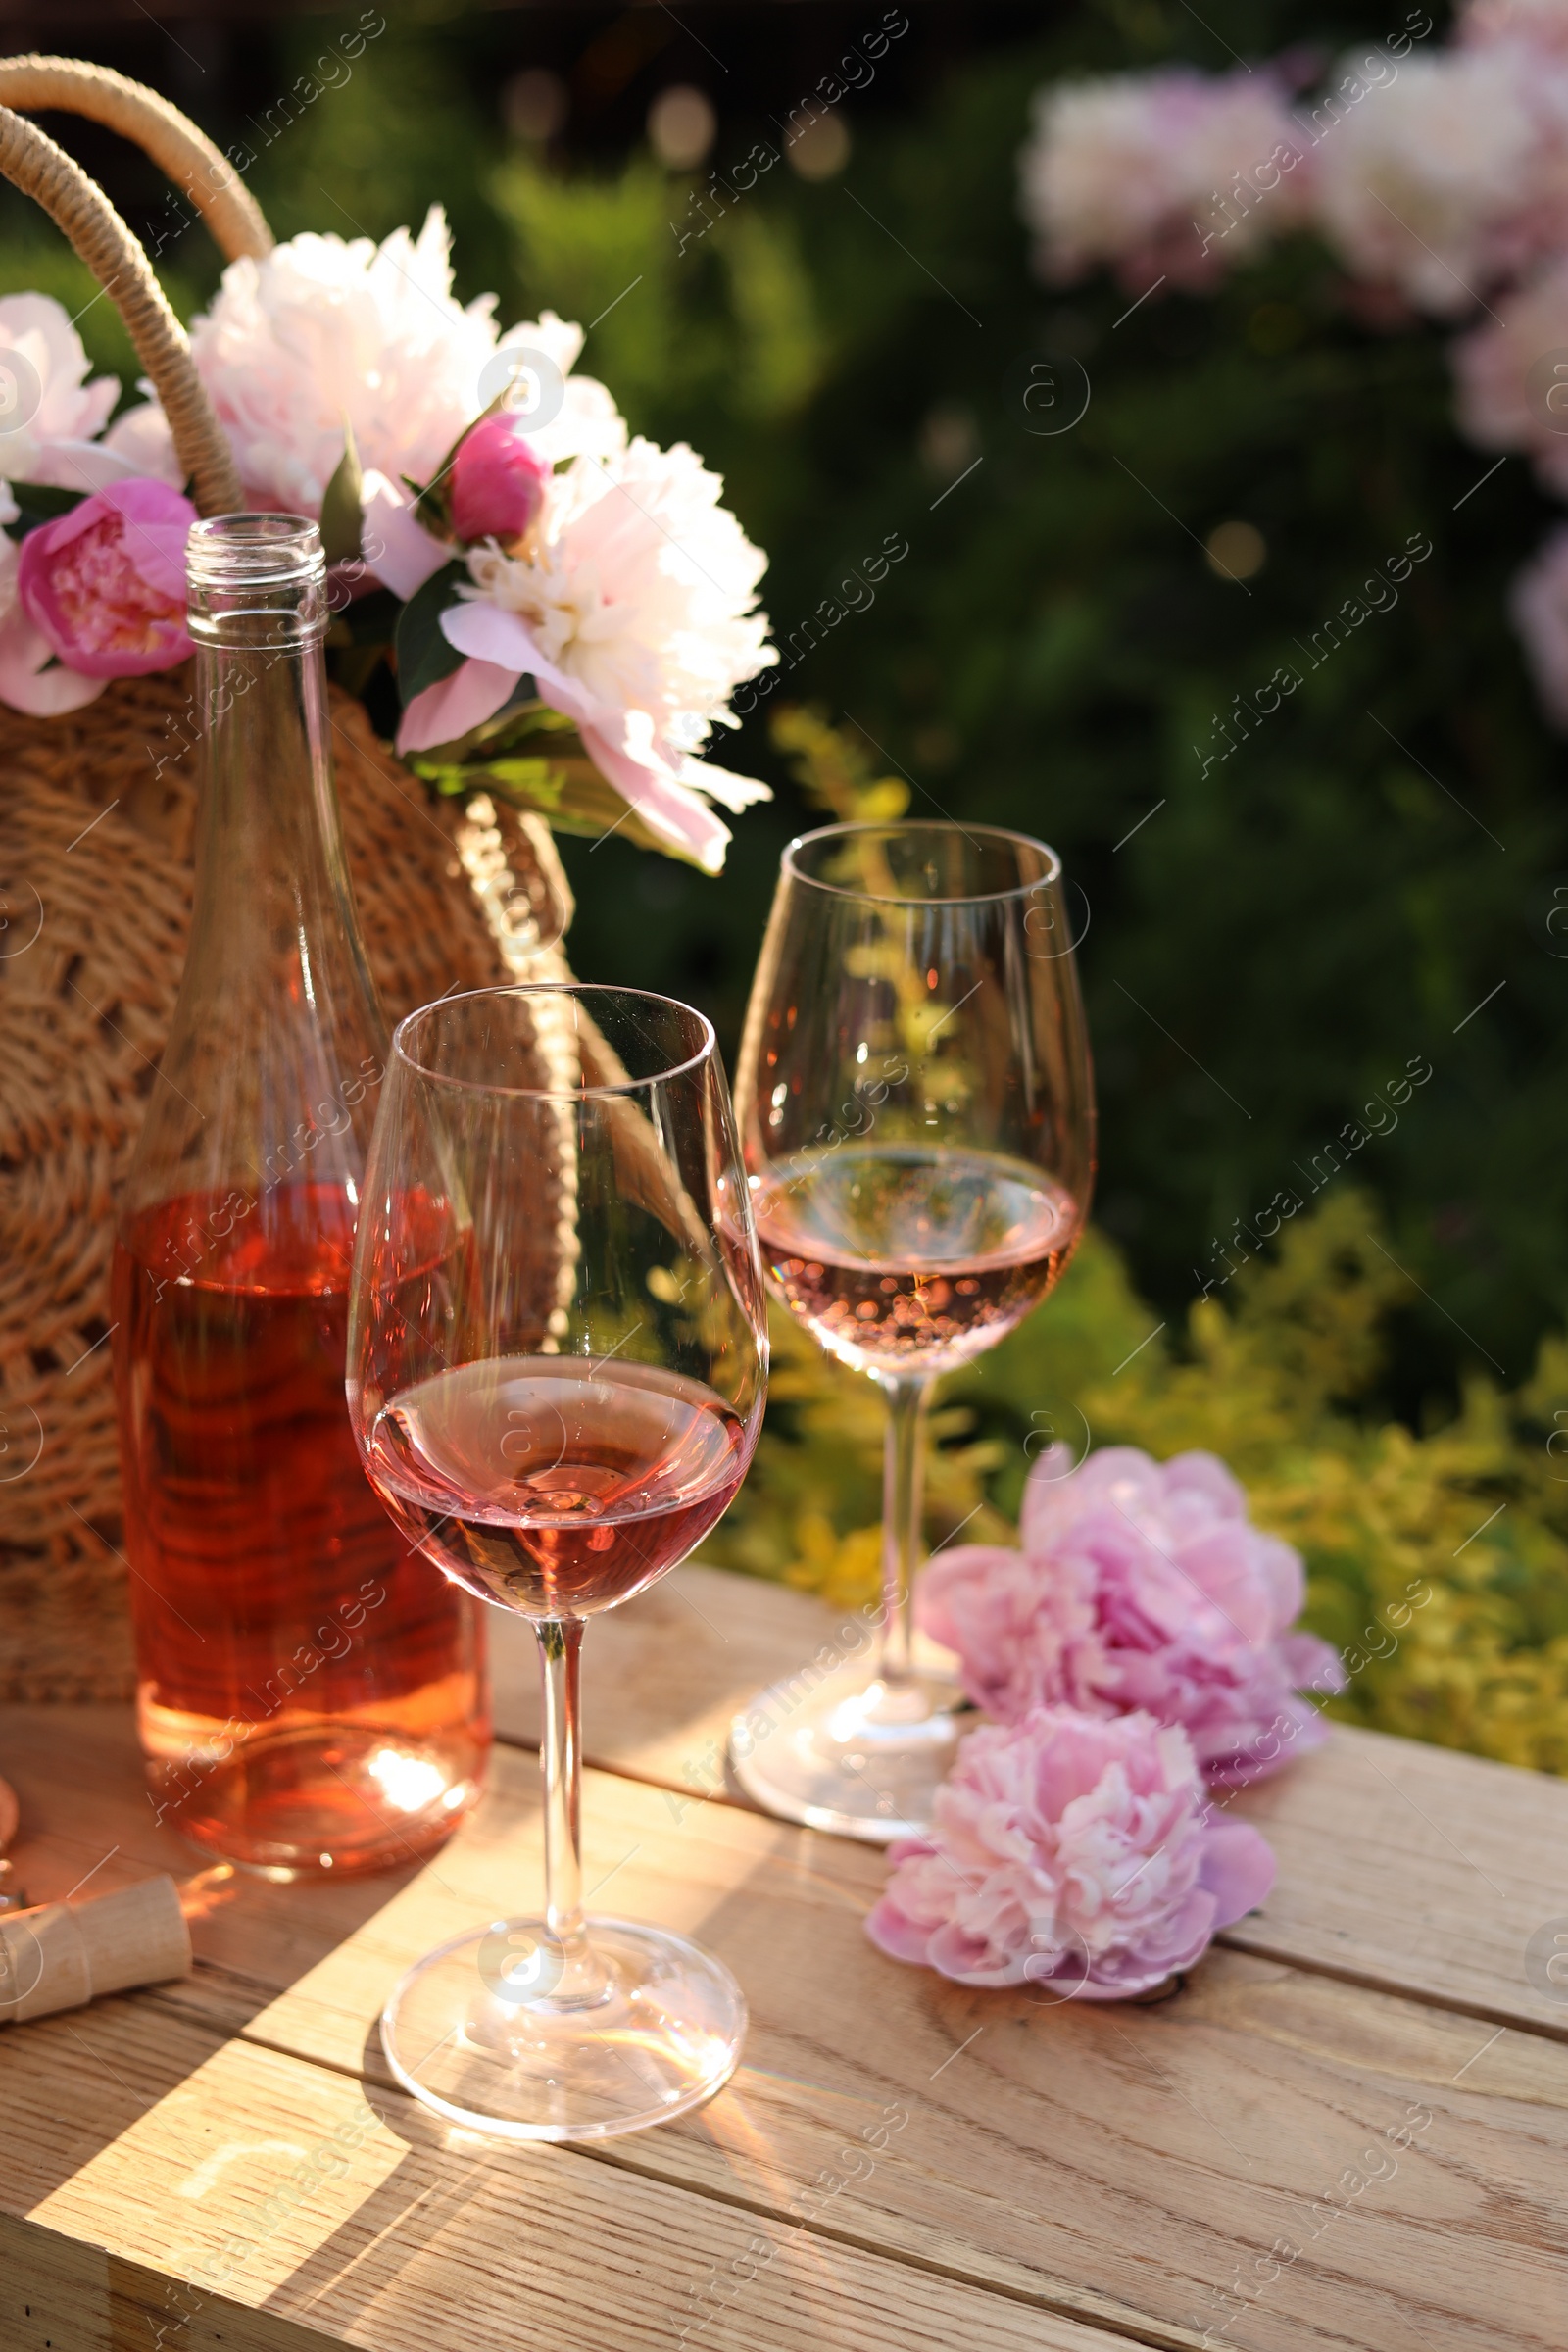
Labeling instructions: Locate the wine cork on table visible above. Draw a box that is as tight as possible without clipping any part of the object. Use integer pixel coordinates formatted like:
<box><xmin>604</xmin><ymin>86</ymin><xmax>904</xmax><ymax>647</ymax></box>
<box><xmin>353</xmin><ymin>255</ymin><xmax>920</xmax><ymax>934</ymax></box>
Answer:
<box><xmin>0</xmin><ymin>1875</ymin><xmax>191</xmax><ymax>2025</ymax></box>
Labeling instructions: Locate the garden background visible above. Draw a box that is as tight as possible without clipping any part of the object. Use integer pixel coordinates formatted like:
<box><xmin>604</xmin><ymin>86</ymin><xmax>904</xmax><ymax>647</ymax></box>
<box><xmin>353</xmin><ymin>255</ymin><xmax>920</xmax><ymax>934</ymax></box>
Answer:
<box><xmin>9</xmin><ymin>0</ymin><xmax>1567</xmax><ymax>1768</ymax></box>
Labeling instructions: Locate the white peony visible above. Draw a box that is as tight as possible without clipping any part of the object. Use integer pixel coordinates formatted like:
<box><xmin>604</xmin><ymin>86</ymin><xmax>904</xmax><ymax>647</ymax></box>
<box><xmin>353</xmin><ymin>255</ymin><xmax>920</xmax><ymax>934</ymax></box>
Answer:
<box><xmin>114</xmin><ymin>207</ymin><xmax>625</xmax><ymax>514</ymax></box>
<box><xmin>391</xmin><ymin>433</ymin><xmax>777</xmax><ymax>872</ymax></box>
<box><xmin>465</xmin><ymin>439</ymin><xmax>774</xmax><ymax>741</ymax></box>
<box><xmin>1020</xmin><ymin>70</ymin><xmax>1312</xmax><ymax>288</ymax></box>
<box><xmin>1311</xmin><ymin>49</ymin><xmax>1561</xmax><ymax>312</ymax></box>
<box><xmin>0</xmin><ymin>293</ymin><xmax>134</xmax><ymax>496</ymax></box>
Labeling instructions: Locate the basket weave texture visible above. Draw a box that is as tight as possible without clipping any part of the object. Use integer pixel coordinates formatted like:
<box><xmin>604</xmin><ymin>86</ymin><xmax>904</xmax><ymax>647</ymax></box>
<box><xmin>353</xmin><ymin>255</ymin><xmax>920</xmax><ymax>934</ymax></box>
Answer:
<box><xmin>0</xmin><ymin>666</ymin><xmax>568</xmax><ymax>1700</ymax></box>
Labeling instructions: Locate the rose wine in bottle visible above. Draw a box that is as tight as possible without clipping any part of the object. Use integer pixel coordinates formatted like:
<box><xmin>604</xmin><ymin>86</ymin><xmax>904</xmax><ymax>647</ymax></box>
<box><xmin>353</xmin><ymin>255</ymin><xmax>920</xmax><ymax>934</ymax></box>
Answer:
<box><xmin>110</xmin><ymin>517</ymin><xmax>488</xmax><ymax>1876</ymax></box>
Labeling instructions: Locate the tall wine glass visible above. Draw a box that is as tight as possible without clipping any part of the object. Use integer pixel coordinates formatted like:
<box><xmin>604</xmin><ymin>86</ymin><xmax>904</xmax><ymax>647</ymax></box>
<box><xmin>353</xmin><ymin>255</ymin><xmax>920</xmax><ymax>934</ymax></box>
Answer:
<box><xmin>347</xmin><ymin>984</ymin><xmax>767</xmax><ymax>2141</ymax></box>
<box><xmin>730</xmin><ymin>823</ymin><xmax>1095</xmax><ymax>1840</ymax></box>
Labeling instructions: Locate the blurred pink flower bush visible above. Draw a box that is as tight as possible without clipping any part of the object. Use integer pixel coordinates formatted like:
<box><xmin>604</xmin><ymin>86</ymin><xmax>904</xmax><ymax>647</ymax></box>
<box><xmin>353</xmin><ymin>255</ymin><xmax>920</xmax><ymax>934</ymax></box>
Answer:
<box><xmin>1021</xmin><ymin>70</ymin><xmax>1312</xmax><ymax>289</ymax></box>
<box><xmin>1019</xmin><ymin>2</ymin><xmax>1568</xmax><ymax>730</ymax></box>
<box><xmin>917</xmin><ymin>1445</ymin><xmax>1344</xmax><ymax>1787</ymax></box>
<box><xmin>1451</xmin><ymin>260</ymin><xmax>1568</xmax><ymax>493</ymax></box>
<box><xmin>1309</xmin><ymin>48</ymin><xmax>1562</xmax><ymax>312</ymax></box>
<box><xmin>865</xmin><ymin>1705</ymin><xmax>1276</xmax><ymax>1994</ymax></box>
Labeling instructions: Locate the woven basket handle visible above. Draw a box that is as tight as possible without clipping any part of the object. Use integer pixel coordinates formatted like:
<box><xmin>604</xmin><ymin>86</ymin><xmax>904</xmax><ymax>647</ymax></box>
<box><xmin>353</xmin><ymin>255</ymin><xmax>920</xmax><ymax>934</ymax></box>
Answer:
<box><xmin>0</xmin><ymin>56</ymin><xmax>272</xmax><ymax>263</ymax></box>
<box><xmin>0</xmin><ymin>101</ymin><xmax>241</xmax><ymax>514</ymax></box>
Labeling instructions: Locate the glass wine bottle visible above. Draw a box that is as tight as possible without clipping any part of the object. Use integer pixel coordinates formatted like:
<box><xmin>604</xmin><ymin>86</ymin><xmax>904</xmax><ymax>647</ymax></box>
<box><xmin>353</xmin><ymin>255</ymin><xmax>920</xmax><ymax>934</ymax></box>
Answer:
<box><xmin>110</xmin><ymin>515</ymin><xmax>489</xmax><ymax>1877</ymax></box>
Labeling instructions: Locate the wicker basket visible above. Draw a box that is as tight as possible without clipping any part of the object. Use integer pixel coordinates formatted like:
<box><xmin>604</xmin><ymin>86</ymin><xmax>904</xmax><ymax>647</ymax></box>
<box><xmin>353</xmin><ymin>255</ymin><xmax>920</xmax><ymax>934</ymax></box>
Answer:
<box><xmin>0</xmin><ymin>60</ymin><xmax>574</xmax><ymax>1700</ymax></box>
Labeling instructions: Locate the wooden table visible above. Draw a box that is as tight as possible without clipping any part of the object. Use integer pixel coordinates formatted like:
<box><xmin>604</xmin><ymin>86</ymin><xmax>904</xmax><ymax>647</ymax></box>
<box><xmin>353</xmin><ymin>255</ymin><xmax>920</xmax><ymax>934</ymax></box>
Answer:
<box><xmin>2</xmin><ymin>1563</ymin><xmax>1565</xmax><ymax>2352</ymax></box>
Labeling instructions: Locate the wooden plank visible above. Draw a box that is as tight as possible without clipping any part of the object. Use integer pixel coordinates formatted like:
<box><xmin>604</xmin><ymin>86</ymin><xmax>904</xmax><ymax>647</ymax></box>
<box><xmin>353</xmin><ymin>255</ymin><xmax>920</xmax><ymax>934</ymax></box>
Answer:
<box><xmin>6</xmin><ymin>1706</ymin><xmax>1562</xmax><ymax>2352</ymax></box>
<box><xmin>489</xmin><ymin>1566</ymin><xmax>1568</xmax><ymax>2038</ymax></box>
<box><xmin>0</xmin><ymin>1992</ymin><xmax>1117</xmax><ymax>2352</ymax></box>
<box><xmin>1220</xmin><ymin>1726</ymin><xmax>1568</xmax><ymax>2034</ymax></box>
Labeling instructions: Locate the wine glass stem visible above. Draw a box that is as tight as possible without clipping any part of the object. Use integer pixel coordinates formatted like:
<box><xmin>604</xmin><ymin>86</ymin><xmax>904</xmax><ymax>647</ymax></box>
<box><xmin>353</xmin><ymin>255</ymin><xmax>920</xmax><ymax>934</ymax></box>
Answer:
<box><xmin>876</xmin><ymin>1374</ymin><xmax>931</xmax><ymax>1689</ymax></box>
<box><xmin>537</xmin><ymin>1619</ymin><xmax>589</xmax><ymax>1956</ymax></box>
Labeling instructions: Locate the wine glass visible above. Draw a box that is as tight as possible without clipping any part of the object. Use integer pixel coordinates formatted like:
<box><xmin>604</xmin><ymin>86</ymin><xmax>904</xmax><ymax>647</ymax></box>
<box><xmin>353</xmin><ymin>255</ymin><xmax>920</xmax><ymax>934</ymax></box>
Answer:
<box><xmin>347</xmin><ymin>984</ymin><xmax>767</xmax><ymax>2141</ymax></box>
<box><xmin>730</xmin><ymin>822</ymin><xmax>1095</xmax><ymax>1840</ymax></box>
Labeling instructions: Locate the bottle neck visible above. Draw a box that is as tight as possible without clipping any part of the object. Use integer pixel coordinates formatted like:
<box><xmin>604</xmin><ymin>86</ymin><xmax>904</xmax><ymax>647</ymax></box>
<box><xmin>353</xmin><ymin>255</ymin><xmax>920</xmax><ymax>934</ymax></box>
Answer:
<box><xmin>189</xmin><ymin>622</ymin><xmax>375</xmax><ymax>1017</ymax></box>
<box><xmin>123</xmin><ymin>557</ymin><xmax>388</xmax><ymax>1221</ymax></box>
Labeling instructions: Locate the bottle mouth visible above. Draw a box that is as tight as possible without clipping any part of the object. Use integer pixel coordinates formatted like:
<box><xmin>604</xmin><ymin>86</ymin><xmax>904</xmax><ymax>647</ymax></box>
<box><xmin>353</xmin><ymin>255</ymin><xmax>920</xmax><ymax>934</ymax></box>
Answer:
<box><xmin>187</xmin><ymin>514</ymin><xmax>328</xmax><ymax>646</ymax></box>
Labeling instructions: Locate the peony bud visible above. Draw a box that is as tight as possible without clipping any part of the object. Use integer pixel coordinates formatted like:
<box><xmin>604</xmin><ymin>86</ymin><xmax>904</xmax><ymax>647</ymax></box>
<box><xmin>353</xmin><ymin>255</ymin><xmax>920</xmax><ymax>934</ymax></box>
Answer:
<box><xmin>449</xmin><ymin>415</ymin><xmax>552</xmax><ymax>547</ymax></box>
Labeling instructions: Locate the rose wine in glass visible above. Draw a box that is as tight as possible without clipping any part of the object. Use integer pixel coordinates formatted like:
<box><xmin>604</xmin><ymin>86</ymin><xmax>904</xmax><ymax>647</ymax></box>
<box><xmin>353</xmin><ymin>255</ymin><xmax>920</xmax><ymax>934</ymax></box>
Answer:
<box><xmin>348</xmin><ymin>983</ymin><xmax>767</xmax><ymax>2141</ymax></box>
<box><xmin>730</xmin><ymin>822</ymin><xmax>1095</xmax><ymax>1840</ymax></box>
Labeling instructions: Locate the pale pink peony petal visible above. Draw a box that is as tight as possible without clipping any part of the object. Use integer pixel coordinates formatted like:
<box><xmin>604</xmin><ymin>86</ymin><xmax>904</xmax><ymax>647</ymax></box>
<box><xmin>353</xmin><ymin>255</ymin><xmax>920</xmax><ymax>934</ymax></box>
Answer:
<box><xmin>362</xmin><ymin>468</ymin><xmax>454</xmax><ymax>601</ymax></box>
<box><xmin>578</xmin><ymin>716</ymin><xmax>732</xmax><ymax>871</ymax></box>
<box><xmin>395</xmin><ymin>655</ymin><xmax>520</xmax><ymax>756</ymax></box>
<box><xmin>22</xmin><ymin>438</ymin><xmax>146</xmax><ymax>495</ymax></box>
<box><xmin>101</xmin><ymin>397</ymin><xmax>182</xmax><ymax>485</ymax></box>
<box><xmin>0</xmin><ymin>605</ymin><xmax>107</xmax><ymax>714</ymax></box>
<box><xmin>439</xmin><ymin>594</ymin><xmax>545</xmax><ymax>676</ymax></box>
<box><xmin>441</xmin><ymin>595</ymin><xmax>737</xmax><ymax>869</ymax></box>
<box><xmin>1197</xmin><ymin>1819</ymin><xmax>1276</xmax><ymax>1924</ymax></box>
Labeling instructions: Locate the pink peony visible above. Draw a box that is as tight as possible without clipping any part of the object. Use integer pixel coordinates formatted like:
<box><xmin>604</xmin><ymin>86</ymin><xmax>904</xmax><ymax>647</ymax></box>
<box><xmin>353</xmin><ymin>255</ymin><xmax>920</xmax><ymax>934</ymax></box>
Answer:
<box><xmin>865</xmin><ymin>1706</ymin><xmax>1276</xmax><ymax>1994</ymax></box>
<box><xmin>17</xmin><ymin>478</ymin><xmax>195</xmax><ymax>678</ymax></box>
<box><xmin>917</xmin><ymin>1445</ymin><xmax>1344</xmax><ymax>1787</ymax></box>
<box><xmin>449</xmin><ymin>413</ymin><xmax>552</xmax><ymax>547</ymax></box>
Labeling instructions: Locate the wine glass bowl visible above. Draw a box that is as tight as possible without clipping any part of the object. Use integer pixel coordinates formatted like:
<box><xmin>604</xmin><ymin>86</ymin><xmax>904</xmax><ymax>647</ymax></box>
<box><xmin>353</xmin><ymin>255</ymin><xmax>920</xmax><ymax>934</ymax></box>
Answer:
<box><xmin>730</xmin><ymin>822</ymin><xmax>1095</xmax><ymax>1839</ymax></box>
<box><xmin>348</xmin><ymin>984</ymin><xmax>766</xmax><ymax>2140</ymax></box>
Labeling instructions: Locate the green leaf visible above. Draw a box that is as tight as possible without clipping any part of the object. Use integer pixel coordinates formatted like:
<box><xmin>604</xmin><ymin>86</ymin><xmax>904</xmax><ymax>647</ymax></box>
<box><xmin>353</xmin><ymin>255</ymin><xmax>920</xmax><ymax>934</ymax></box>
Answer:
<box><xmin>318</xmin><ymin>419</ymin><xmax>364</xmax><ymax>564</ymax></box>
<box><xmin>3</xmin><ymin>480</ymin><xmax>86</xmax><ymax>541</ymax></box>
<box><xmin>392</xmin><ymin>561</ymin><xmax>469</xmax><ymax>704</ymax></box>
<box><xmin>326</xmin><ymin>584</ymin><xmax>400</xmax><ymax>648</ymax></box>
<box><xmin>406</xmin><ymin>717</ymin><xmax>715</xmax><ymax>867</ymax></box>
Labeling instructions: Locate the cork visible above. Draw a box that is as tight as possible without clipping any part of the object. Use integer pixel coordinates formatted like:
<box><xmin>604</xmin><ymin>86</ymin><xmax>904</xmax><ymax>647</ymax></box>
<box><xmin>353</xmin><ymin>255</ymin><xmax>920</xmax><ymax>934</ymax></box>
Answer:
<box><xmin>0</xmin><ymin>1875</ymin><xmax>191</xmax><ymax>2024</ymax></box>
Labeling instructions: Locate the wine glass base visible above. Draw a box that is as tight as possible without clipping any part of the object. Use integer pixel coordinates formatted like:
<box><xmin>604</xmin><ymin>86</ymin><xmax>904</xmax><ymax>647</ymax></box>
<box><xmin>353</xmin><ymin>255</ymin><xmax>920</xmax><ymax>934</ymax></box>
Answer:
<box><xmin>380</xmin><ymin>1915</ymin><xmax>746</xmax><ymax>2142</ymax></box>
<box><xmin>729</xmin><ymin>1664</ymin><xmax>966</xmax><ymax>1842</ymax></box>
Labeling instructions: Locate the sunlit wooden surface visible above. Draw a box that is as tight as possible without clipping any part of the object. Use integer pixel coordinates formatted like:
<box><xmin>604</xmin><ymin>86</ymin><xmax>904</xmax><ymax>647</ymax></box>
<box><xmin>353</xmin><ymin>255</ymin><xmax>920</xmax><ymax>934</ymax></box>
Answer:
<box><xmin>2</xmin><ymin>1564</ymin><xmax>1565</xmax><ymax>2351</ymax></box>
